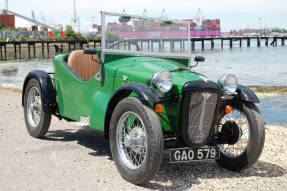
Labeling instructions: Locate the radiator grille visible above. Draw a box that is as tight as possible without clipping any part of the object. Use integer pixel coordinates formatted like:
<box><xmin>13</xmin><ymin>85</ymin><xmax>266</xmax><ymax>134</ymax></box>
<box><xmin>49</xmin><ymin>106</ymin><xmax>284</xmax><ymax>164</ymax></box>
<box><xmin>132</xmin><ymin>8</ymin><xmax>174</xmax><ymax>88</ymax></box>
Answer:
<box><xmin>187</xmin><ymin>91</ymin><xmax>218</xmax><ymax>145</ymax></box>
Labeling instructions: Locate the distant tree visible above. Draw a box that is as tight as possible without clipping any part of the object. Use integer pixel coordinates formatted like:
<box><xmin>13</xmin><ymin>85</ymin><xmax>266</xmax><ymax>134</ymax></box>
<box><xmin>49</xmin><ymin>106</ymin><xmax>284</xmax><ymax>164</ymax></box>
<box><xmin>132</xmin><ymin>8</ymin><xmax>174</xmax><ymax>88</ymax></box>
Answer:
<box><xmin>271</xmin><ymin>28</ymin><xmax>287</xmax><ymax>33</ymax></box>
<box><xmin>75</xmin><ymin>32</ymin><xmax>85</xmax><ymax>40</ymax></box>
<box><xmin>86</xmin><ymin>33</ymin><xmax>101</xmax><ymax>41</ymax></box>
<box><xmin>64</xmin><ymin>25</ymin><xmax>77</xmax><ymax>40</ymax></box>
<box><xmin>0</xmin><ymin>22</ymin><xmax>6</xmax><ymax>30</ymax></box>
<box><xmin>64</xmin><ymin>25</ymin><xmax>85</xmax><ymax>40</ymax></box>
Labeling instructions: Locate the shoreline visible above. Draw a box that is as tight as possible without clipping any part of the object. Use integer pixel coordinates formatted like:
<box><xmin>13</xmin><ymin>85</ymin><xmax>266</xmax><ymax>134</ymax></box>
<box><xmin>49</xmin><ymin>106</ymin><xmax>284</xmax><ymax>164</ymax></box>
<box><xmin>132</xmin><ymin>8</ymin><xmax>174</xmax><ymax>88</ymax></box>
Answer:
<box><xmin>1</xmin><ymin>83</ymin><xmax>287</xmax><ymax>97</ymax></box>
<box><xmin>249</xmin><ymin>85</ymin><xmax>287</xmax><ymax>97</ymax></box>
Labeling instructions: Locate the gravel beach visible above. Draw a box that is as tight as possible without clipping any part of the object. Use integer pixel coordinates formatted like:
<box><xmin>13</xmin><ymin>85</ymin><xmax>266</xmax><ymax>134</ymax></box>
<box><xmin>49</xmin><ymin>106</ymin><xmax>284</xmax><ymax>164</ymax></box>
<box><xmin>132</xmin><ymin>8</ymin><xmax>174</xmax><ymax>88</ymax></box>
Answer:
<box><xmin>0</xmin><ymin>88</ymin><xmax>286</xmax><ymax>191</ymax></box>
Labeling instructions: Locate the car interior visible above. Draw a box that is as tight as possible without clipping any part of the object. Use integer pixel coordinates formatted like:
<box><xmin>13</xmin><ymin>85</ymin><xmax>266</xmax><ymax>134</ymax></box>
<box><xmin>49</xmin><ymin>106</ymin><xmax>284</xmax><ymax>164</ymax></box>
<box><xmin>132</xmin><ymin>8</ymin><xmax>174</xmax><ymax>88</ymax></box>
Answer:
<box><xmin>66</xmin><ymin>50</ymin><xmax>101</xmax><ymax>80</ymax></box>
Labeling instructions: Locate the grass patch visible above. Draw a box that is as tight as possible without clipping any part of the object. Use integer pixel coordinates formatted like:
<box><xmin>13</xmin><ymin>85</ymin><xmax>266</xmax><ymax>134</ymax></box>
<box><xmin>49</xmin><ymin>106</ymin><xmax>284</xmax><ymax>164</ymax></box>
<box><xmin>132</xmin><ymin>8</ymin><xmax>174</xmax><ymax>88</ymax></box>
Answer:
<box><xmin>248</xmin><ymin>86</ymin><xmax>287</xmax><ymax>94</ymax></box>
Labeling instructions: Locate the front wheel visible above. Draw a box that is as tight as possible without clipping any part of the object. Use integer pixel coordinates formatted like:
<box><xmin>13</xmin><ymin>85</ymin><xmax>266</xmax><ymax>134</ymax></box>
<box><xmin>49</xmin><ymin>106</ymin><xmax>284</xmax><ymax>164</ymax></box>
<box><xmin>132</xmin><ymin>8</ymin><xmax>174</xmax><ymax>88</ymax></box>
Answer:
<box><xmin>109</xmin><ymin>97</ymin><xmax>163</xmax><ymax>185</ymax></box>
<box><xmin>216</xmin><ymin>102</ymin><xmax>265</xmax><ymax>171</ymax></box>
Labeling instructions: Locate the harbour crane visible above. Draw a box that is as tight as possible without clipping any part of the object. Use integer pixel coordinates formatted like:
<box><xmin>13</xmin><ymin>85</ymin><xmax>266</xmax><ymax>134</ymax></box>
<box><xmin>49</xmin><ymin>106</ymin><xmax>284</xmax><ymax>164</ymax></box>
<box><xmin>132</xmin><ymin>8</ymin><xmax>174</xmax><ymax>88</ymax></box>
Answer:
<box><xmin>4</xmin><ymin>0</ymin><xmax>8</xmax><ymax>9</ymax></box>
<box><xmin>142</xmin><ymin>9</ymin><xmax>147</xmax><ymax>17</ymax></box>
<box><xmin>31</xmin><ymin>10</ymin><xmax>36</xmax><ymax>21</ymax></box>
<box><xmin>1</xmin><ymin>9</ymin><xmax>57</xmax><ymax>30</ymax></box>
<box><xmin>194</xmin><ymin>9</ymin><xmax>205</xmax><ymax>26</ymax></box>
<box><xmin>72</xmin><ymin>0</ymin><xmax>80</xmax><ymax>32</ymax></box>
<box><xmin>160</xmin><ymin>9</ymin><xmax>168</xmax><ymax>19</ymax></box>
<box><xmin>39</xmin><ymin>11</ymin><xmax>47</xmax><ymax>24</ymax></box>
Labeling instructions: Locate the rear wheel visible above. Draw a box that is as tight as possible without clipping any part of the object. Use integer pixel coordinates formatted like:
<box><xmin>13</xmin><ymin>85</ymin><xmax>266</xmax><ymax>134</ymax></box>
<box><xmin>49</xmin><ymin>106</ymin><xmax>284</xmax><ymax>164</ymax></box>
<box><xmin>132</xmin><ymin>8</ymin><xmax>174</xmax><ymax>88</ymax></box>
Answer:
<box><xmin>110</xmin><ymin>97</ymin><xmax>163</xmax><ymax>185</ymax></box>
<box><xmin>216</xmin><ymin>103</ymin><xmax>265</xmax><ymax>171</ymax></box>
<box><xmin>23</xmin><ymin>79</ymin><xmax>51</xmax><ymax>138</ymax></box>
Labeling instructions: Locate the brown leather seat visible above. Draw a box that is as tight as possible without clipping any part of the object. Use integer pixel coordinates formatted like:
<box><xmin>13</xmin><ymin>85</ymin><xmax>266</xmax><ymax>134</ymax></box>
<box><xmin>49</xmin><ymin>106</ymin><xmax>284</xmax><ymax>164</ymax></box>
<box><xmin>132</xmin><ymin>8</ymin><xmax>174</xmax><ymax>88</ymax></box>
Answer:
<box><xmin>67</xmin><ymin>50</ymin><xmax>100</xmax><ymax>80</ymax></box>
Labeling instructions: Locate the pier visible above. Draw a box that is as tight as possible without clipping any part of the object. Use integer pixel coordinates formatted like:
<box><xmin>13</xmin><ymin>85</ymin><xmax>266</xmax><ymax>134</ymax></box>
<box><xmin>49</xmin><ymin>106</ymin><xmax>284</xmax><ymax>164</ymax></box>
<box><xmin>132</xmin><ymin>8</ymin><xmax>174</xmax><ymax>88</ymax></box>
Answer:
<box><xmin>135</xmin><ymin>36</ymin><xmax>287</xmax><ymax>52</ymax></box>
<box><xmin>0</xmin><ymin>36</ymin><xmax>286</xmax><ymax>60</ymax></box>
<box><xmin>0</xmin><ymin>40</ymin><xmax>101</xmax><ymax>60</ymax></box>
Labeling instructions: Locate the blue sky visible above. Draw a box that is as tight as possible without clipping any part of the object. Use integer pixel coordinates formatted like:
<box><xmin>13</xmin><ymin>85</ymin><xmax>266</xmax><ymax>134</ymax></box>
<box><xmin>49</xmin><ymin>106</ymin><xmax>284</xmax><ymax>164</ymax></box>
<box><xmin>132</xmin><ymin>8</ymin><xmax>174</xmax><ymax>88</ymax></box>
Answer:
<box><xmin>1</xmin><ymin>0</ymin><xmax>287</xmax><ymax>32</ymax></box>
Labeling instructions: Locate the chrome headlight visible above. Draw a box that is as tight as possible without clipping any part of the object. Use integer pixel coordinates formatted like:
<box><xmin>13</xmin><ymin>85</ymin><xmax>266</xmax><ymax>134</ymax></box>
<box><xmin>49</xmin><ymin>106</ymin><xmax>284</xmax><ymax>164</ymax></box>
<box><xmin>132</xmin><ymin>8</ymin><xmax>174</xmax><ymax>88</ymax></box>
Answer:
<box><xmin>151</xmin><ymin>70</ymin><xmax>172</xmax><ymax>93</ymax></box>
<box><xmin>218</xmin><ymin>74</ymin><xmax>238</xmax><ymax>95</ymax></box>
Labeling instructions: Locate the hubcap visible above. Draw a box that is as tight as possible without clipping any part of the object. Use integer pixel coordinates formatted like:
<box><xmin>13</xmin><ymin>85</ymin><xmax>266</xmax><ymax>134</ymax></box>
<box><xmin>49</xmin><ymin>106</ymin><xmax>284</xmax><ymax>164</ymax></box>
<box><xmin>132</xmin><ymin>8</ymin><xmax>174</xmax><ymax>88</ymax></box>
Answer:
<box><xmin>221</xmin><ymin>121</ymin><xmax>240</xmax><ymax>145</ymax></box>
<box><xmin>116</xmin><ymin>111</ymin><xmax>147</xmax><ymax>170</ymax></box>
<box><xmin>218</xmin><ymin>108</ymin><xmax>250</xmax><ymax>158</ymax></box>
<box><xmin>27</xmin><ymin>87</ymin><xmax>42</xmax><ymax>128</ymax></box>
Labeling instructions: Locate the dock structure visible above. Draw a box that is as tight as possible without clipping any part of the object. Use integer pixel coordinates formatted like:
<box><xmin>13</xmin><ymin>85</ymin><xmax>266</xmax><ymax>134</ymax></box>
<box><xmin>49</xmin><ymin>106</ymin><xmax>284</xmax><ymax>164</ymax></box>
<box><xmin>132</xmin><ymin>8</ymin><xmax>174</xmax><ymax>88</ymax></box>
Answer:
<box><xmin>135</xmin><ymin>36</ymin><xmax>287</xmax><ymax>51</ymax></box>
<box><xmin>0</xmin><ymin>36</ymin><xmax>286</xmax><ymax>60</ymax></box>
<box><xmin>0</xmin><ymin>40</ymin><xmax>101</xmax><ymax>60</ymax></box>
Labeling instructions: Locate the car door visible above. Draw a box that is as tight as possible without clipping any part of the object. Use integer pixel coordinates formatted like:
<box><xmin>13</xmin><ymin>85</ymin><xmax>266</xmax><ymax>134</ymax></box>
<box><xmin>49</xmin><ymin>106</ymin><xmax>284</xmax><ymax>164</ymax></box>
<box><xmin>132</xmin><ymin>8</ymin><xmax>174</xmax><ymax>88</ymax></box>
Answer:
<box><xmin>54</xmin><ymin>53</ymin><xmax>100</xmax><ymax>121</ymax></box>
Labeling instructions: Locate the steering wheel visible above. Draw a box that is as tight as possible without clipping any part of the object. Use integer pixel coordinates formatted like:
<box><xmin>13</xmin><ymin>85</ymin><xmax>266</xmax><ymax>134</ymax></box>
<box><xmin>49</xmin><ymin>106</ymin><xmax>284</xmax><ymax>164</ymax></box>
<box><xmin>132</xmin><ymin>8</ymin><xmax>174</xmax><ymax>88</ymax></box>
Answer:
<box><xmin>107</xmin><ymin>40</ymin><xmax>140</xmax><ymax>51</ymax></box>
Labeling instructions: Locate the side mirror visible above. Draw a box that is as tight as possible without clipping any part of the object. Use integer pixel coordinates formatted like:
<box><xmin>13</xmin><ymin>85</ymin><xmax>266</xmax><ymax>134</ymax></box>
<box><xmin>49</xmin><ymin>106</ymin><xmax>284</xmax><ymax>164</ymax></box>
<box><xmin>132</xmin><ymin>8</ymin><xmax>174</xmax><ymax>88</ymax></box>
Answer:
<box><xmin>83</xmin><ymin>48</ymin><xmax>101</xmax><ymax>64</ymax></box>
<box><xmin>194</xmin><ymin>56</ymin><xmax>205</xmax><ymax>63</ymax></box>
<box><xmin>189</xmin><ymin>56</ymin><xmax>205</xmax><ymax>69</ymax></box>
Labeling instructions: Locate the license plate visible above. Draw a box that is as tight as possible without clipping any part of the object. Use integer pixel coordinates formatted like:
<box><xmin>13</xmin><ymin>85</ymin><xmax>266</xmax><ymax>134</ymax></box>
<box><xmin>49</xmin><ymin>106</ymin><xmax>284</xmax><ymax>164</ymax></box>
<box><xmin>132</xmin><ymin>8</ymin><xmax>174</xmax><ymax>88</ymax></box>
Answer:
<box><xmin>170</xmin><ymin>147</ymin><xmax>220</xmax><ymax>163</ymax></box>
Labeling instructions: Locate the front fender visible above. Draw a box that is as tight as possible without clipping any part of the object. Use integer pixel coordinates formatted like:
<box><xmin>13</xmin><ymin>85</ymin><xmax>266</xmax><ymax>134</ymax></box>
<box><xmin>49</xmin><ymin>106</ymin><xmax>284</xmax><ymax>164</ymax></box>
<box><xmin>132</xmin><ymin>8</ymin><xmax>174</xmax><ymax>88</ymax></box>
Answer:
<box><xmin>112</xmin><ymin>83</ymin><xmax>161</xmax><ymax>105</ymax></box>
<box><xmin>236</xmin><ymin>84</ymin><xmax>260</xmax><ymax>103</ymax></box>
<box><xmin>104</xmin><ymin>83</ymin><xmax>160</xmax><ymax>139</ymax></box>
<box><xmin>22</xmin><ymin>70</ymin><xmax>58</xmax><ymax>113</ymax></box>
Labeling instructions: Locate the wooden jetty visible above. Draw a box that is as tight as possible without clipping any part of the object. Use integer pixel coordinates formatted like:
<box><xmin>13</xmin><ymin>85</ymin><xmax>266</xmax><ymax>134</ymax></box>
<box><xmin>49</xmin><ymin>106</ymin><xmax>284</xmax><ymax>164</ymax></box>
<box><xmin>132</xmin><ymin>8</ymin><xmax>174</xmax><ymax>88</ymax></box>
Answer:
<box><xmin>0</xmin><ymin>40</ymin><xmax>101</xmax><ymax>60</ymax></box>
<box><xmin>190</xmin><ymin>36</ymin><xmax>287</xmax><ymax>50</ymax></box>
<box><xmin>135</xmin><ymin>36</ymin><xmax>287</xmax><ymax>52</ymax></box>
<box><xmin>0</xmin><ymin>36</ymin><xmax>286</xmax><ymax>60</ymax></box>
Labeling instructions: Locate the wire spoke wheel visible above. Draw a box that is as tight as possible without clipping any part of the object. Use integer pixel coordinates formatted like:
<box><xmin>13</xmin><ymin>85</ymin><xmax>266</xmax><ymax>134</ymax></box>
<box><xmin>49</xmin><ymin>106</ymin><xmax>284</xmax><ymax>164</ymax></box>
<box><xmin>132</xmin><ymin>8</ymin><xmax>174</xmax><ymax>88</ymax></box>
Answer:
<box><xmin>110</xmin><ymin>97</ymin><xmax>163</xmax><ymax>184</ymax></box>
<box><xmin>218</xmin><ymin>108</ymin><xmax>250</xmax><ymax>158</ymax></box>
<box><xmin>116</xmin><ymin>111</ymin><xmax>147</xmax><ymax>170</ymax></box>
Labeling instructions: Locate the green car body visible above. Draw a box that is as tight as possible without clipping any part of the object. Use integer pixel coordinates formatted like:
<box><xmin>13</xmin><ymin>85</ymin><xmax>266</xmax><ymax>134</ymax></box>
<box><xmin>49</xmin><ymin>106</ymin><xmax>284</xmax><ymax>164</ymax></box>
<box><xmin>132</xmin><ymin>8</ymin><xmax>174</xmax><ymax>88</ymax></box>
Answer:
<box><xmin>53</xmin><ymin>51</ymin><xmax>204</xmax><ymax>134</ymax></box>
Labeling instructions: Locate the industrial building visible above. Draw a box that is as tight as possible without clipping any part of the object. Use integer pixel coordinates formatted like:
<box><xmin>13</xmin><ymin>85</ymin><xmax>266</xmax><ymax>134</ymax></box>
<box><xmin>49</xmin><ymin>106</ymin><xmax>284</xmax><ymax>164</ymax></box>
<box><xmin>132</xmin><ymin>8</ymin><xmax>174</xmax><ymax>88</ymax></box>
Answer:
<box><xmin>0</xmin><ymin>12</ymin><xmax>15</xmax><ymax>28</ymax></box>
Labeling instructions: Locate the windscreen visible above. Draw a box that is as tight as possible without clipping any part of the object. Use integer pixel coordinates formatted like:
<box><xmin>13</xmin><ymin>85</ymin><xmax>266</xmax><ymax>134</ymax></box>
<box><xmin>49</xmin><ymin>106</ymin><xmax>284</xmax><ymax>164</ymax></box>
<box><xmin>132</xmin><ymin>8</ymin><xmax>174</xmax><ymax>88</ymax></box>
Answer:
<box><xmin>103</xmin><ymin>13</ymin><xmax>190</xmax><ymax>55</ymax></box>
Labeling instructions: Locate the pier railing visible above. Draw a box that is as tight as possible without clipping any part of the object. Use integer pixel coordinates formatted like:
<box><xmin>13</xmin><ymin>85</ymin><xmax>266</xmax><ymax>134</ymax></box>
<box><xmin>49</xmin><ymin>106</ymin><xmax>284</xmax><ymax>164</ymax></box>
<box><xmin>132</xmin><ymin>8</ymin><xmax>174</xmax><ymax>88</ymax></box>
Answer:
<box><xmin>0</xmin><ymin>36</ymin><xmax>286</xmax><ymax>60</ymax></box>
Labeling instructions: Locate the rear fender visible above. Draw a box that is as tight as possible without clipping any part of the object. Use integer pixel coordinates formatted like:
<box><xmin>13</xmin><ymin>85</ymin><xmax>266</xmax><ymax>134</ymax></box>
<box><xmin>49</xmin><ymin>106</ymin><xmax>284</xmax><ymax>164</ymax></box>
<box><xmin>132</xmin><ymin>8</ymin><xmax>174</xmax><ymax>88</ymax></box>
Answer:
<box><xmin>22</xmin><ymin>70</ymin><xmax>58</xmax><ymax>113</ymax></box>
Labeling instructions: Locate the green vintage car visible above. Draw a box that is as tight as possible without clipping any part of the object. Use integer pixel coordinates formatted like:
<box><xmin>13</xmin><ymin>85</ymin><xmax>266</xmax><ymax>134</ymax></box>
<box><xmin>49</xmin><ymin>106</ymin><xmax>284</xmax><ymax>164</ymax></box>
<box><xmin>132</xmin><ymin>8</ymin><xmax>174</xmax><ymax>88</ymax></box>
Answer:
<box><xmin>22</xmin><ymin>12</ymin><xmax>265</xmax><ymax>184</ymax></box>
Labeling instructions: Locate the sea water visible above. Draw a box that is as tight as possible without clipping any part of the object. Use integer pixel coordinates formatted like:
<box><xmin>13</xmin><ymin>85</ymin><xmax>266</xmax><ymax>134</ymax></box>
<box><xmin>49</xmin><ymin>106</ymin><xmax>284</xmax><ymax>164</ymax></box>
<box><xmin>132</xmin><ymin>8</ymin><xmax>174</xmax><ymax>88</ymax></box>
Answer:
<box><xmin>0</xmin><ymin>45</ymin><xmax>286</xmax><ymax>125</ymax></box>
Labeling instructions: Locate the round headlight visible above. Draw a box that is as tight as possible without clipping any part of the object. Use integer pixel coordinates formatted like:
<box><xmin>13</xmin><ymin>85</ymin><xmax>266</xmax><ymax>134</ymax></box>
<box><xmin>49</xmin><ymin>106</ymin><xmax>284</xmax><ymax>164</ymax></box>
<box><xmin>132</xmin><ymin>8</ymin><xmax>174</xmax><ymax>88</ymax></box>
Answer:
<box><xmin>218</xmin><ymin>74</ymin><xmax>238</xmax><ymax>87</ymax></box>
<box><xmin>218</xmin><ymin>74</ymin><xmax>238</xmax><ymax>95</ymax></box>
<box><xmin>151</xmin><ymin>70</ymin><xmax>172</xmax><ymax>93</ymax></box>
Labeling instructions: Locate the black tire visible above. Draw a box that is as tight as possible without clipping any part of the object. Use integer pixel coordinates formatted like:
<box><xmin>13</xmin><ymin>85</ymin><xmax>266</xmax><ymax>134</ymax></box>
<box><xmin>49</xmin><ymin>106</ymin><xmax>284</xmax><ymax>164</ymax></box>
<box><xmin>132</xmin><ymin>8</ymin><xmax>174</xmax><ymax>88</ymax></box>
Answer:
<box><xmin>23</xmin><ymin>79</ymin><xmax>51</xmax><ymax>138</ymax></box>
<box><xmin>109</xmin><ymin>97</ymin><xmax>163</xmax><ymax>185</ymax></box>
<box><xmin>216</xmin><ymin>102</ymin><xmax>265</xmax><ymax>171</ymax></box>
